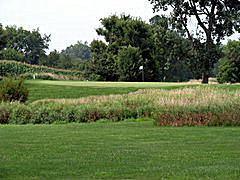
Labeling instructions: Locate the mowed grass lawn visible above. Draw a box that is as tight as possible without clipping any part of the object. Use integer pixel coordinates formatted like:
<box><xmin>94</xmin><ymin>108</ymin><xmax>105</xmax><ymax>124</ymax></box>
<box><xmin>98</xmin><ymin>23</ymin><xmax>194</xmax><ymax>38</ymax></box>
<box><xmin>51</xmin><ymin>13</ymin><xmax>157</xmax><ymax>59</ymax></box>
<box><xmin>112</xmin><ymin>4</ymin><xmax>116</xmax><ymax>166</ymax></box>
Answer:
<box><xmin>25</xmin><ymin>80</ymin><xmax>200</xmax><ymax>103</ymax></box>
<box><xmin>1</xmin><ymin>121</ymin><xmax>240</xmax><ymax>180</ymax></box>
<box><xmin>1</xmin><ymin>80</ymin><xmax>240</xmax><ymax>179</ymax></box>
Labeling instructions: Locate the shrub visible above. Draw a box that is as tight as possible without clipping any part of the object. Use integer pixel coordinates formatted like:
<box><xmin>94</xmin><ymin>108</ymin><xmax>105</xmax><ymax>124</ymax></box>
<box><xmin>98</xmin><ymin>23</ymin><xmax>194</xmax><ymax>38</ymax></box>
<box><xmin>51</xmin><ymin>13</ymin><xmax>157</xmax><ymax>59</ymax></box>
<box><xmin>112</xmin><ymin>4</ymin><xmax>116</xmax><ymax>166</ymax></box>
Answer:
<box><xmin>0</xmin><ymin>77</ymin><xmax>29</xmax><ymax>103</ymax></box>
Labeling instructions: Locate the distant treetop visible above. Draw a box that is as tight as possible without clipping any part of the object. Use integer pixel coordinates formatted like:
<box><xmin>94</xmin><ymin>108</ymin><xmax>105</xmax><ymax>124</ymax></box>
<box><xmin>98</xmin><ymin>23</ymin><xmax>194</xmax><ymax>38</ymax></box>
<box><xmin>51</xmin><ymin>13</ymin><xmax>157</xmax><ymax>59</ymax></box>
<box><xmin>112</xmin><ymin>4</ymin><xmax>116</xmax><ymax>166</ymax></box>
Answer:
<box><xmin>61</xmin><ymin>41</ymin><xmax>91</xmax><ymax>61</ymax></box>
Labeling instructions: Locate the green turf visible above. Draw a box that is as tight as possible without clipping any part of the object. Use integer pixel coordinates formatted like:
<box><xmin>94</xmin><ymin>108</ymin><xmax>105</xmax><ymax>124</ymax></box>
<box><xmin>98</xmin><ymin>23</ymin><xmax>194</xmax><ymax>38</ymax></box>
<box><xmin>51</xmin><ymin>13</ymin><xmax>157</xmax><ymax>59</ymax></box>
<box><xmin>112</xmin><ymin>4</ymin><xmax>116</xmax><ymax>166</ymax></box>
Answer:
<box><xmin>1</xmin><ymin>121</ymin><xmax>240</xmax><ymax>180</ymax></box>
<box><xmin>25</xmin><ymin>80</ymin><xmax>200</xmax><ymax>103</ymax></box>
<box><xmin>25</xmin><ymin>80</ymin><xmax>139</xmax><ymax>103</ymax></box>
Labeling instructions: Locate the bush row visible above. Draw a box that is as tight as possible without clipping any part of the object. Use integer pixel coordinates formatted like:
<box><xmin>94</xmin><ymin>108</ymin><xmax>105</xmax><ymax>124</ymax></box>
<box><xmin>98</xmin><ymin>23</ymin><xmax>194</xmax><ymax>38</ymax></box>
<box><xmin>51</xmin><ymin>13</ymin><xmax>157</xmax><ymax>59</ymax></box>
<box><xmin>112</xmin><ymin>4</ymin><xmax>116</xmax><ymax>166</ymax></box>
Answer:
<box><xmin>0</xmin><ymin>60</ymin><xmax>84</xmax><ymax>80</ymax></box>
<box><xmin>0</xmin><ymin>87</ymin><xmax>240</xmax><ymax>126</ymax></box>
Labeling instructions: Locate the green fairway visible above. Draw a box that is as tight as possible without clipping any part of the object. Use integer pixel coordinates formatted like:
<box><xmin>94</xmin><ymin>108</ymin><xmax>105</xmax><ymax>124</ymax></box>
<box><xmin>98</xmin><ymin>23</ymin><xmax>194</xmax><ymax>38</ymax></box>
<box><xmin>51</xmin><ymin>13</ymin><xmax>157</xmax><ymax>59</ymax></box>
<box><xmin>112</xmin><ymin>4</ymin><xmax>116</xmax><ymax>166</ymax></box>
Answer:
<box><xmin>25</xmin><ymin>80</ymin><xmax>199</xmax><ymax>103</ymax></box>
<box><xmin>25</xmin><ymin>80</ymin><xmax>139</xmax><ymax>103</ymax></box>
<box><xmin>1</xmin><ymin>121</ymin><xmax>240</xmax><ymax>180</ymax></box>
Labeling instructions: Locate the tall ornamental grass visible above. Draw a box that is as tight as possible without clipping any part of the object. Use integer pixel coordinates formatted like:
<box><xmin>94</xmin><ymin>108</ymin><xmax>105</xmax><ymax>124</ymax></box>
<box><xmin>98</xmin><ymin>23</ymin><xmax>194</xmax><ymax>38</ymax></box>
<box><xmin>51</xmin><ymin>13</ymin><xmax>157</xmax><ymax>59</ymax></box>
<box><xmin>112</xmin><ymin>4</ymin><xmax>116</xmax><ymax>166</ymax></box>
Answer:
<box><xmin>0</xmin><ymin>86</ymin><xmax>239</xmax><ymax>126</ymax></box>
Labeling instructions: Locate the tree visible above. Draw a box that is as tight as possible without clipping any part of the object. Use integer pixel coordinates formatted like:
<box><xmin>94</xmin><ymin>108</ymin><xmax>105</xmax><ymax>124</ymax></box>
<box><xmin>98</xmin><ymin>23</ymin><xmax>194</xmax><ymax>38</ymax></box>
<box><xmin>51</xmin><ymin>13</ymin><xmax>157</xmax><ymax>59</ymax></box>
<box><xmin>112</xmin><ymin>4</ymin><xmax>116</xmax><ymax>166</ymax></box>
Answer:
<box><xmin>39</xmin><ymin>50</ymin><xmax>60</xmax><ymax>67</ymax></box>
<box><xmin>87</xmin><ymin>40</ymin><xmax>119</xmax><ymax>81</ymax></box>
<box><xmin>118</xmin><ymin>46</ymin><xmax>143</xmax><ymax>81</ymax></box>
<box><xmin>61</xmin><ymin>41</ymin><xmax>91</xmax><ymax>61</ymax></box>
<box><xmin>0</xmin><ymin>23</ymin><xmax>7</xmax><ymax>50</ymax></box>
<box><xmin>149</xmin><ymin>0</ymin><xmax>240</xmax><ymax>83</ymax></box>
<box><xmin>150</xmin><ymin>15</ymin><xmax>194</xmax><ymax>82</ymax></box>
<box><xmin>217</xmin><ymin>40</ymin><xmax>240</xmax><ymax>83</ymax></box>
<box><xmin>91</xmin><ymin>14</ymin><xmax>158</xmax><ymax>81</ymax></box>
<box><xmin>57</xmin><ymin>54</ymin><xmax>73</xmax><ymax>69</ymax></box>
<box><xmin>39</xmin><ymin>50</ymin><xmax>73</xmax><ymax>69</ymax></box>
<box><xmin>4</xmin><ymin>25</ymin><xmax>50</xmax><ymax>64</ymax></box>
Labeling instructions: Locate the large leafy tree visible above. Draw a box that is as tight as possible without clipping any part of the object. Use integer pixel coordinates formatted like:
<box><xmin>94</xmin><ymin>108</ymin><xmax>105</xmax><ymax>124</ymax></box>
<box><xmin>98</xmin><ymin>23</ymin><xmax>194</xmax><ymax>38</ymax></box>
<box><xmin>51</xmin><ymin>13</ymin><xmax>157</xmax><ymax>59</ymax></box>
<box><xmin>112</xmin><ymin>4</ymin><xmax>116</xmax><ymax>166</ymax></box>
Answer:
<box><xmin>88</xmin><ymin>40</ymin><xmax>119</xmax><ymax>81</ymax></box>
<box><xmin>4</xmin><ymin>25</ymin><xmax>50</xmax><ymax>64</ymax></box>
<box><xmin>118</xmin><ymin>46</ymin><xmax>143</xmax><ymax>81</ymax></box>
<box><xmin>149</xmin><ymin>0</ymin><xmax>240</xmax><ymax>83</ymax></box>
<box><xmin>90</xmin><ymin>14</ymin><xmax>157</xmax><ymax>81</ymax></box>
<box><xmin>150</xmin><ymin>15</ymin><xmax>194</xmax><ymax>81</ymax></box>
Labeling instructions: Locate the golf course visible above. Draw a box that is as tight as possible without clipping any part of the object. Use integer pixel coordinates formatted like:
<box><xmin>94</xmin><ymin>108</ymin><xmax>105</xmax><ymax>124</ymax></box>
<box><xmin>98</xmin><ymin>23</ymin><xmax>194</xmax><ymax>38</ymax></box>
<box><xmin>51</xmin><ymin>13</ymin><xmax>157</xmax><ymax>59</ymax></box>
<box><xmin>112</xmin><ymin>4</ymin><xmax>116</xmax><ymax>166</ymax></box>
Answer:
<box><xmin>1</xmin><ymin>80</ymin><xmax>240</xmax><ymax>179</ymax></box>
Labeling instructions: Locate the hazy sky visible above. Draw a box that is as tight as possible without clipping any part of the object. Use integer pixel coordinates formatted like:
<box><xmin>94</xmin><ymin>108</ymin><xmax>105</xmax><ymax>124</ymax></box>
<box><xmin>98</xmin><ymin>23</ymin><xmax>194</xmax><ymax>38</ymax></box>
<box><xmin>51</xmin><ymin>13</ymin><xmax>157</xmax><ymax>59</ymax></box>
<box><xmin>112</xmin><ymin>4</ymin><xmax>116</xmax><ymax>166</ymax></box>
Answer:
<box><xmin>0</xmin><ymin>0</ymin><xmax>156</xmax><ymax>52</ymax></box>
<box><xmin>0</xmin><ymin>0</ymin><xmax>239</xmax><ymax>53</ymax></box>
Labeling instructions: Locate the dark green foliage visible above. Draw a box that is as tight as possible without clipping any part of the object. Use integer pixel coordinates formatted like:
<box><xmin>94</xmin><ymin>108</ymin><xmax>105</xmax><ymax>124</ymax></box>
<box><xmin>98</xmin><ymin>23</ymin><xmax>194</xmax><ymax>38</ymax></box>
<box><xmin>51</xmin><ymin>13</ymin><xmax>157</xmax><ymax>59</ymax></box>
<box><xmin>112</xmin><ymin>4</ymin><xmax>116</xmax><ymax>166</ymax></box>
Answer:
<box><xmin>149</xmin><ymin>0</ymin><xmax>240</xmax><ymax>83</ymax></box>
<box><xmin>61</xmin><ymin>41</ymin><xmax>91</xmax><ymax>61</ymax></box>
<box><xmin>165</xmin><ymin>61</ymin><xmax>193</xmax><ymax>82</ymax></box>
<box><xmin>89</xmin><ymin>14</ymin><xmax>194</xmax><ymax>82</ymax></box>
<box><xmin>150</xmin><ymin>15</ymin><xmax>194</xmax><ymax>82</ymax></box>
<box><xmin>57</xmin><ymin>54</ymin><xmax>73</xmax><ymax>69</ymax></box>
<box><xmin>39</xmin><ymin>50</ymin><xmax>73</xmax><ymax>69</ymax></box>
<box><xmin>60</xmin><ymin>41</ymin><xmax>91</xmax><ymax>72</ymax></box>
<box><xmin>0</xmin><ymin>77</ymin><xmax>29</xmax><ymax>103</ymax></box>
<box><xmin>217</xmin><ymin>59</ymin><xmax>240</xmax><ymax>83</ymax></box>
<box><xmin>0</xmin><ymin>48</ymin><xmax>25</xmax><ymax>62</ymax></box>
<box><xmin>88</xmin><ymin>15</ymin><xmax>155</xmax><ymax>81</ymax></box>
<box><xmin>118</xmin><ymin>46</ymin><xmax>143</xmax><ymax>81</ymax></box>
<box><xmin>88</xmin><ymin>40</ymin><xmax>119</xmax><ymax>81</ymax></box>
<box><xmin>1</xmin><ymin>25</ymin><xmax>50</xmax><ymax>64</ymax></box>
<box><xmin>39</xmin><ymin>49</ymin><xmax>60</xmax><ymax>67</ymax></box>
<box><xmin>217</xmin><ymin>40</ymin><xmax>240</xmax><ymax>83</ymax></box>
<box><xmin>0</xmin><ymin>23</ymin><xmax>7</xmax><ymax>50</ymax></box>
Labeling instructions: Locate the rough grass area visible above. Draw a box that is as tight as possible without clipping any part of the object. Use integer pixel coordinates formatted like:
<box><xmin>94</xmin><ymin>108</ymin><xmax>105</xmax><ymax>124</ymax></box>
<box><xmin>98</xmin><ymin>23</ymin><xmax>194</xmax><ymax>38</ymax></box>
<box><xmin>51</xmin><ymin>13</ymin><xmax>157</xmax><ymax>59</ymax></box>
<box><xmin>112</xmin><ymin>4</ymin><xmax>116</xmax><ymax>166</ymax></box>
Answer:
<box><xmin>1</xmin><ymin>122</ymin><xmax>240</xmax><ymax>180</ymax></box>
<box><xmin>1</xmin><ymin>85</ymin><xmax>240</xmax><ymax>126</ymax></box>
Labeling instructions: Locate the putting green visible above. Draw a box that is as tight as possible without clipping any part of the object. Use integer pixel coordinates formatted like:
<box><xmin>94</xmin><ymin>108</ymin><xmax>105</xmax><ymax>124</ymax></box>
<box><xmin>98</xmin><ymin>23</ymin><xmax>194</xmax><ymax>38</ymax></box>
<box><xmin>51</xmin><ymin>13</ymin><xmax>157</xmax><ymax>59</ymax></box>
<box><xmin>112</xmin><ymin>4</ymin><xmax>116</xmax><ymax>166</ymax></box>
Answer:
<box><xmin>28</xmin><ymin>80</ymin><xmax>195</xmax><ymax>88</ymax></box>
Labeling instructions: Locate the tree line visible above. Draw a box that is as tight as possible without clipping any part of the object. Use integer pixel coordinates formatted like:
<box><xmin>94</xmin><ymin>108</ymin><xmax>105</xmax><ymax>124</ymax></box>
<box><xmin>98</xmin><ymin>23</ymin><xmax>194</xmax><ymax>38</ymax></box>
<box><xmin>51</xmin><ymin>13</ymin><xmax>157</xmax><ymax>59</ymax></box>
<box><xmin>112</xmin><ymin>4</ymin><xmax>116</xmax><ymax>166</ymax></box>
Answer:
<box><xmin>0</xmin><ymin>0</ymin><xmax>240</xmax><ymax>83</ymax></box>
<box><xmin>0</xmin><ymin>24</ymin><xmax>91</xmax><ymax>70</ymax></box>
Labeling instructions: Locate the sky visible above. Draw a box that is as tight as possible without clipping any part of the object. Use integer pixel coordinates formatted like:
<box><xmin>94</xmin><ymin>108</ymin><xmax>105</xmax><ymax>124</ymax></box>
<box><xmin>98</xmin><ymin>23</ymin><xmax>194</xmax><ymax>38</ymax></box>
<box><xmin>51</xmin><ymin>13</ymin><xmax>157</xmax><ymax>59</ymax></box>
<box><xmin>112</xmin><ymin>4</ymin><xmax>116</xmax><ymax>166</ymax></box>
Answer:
<box><xmin>0</xmin><ymin>0</ymin><xmax>239</xmax><ymax>53</ymax></box>
<box><xmin>0</xmin><ymin>0</ymin><xmax>157</xmax><ymax>52</ymax></box>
